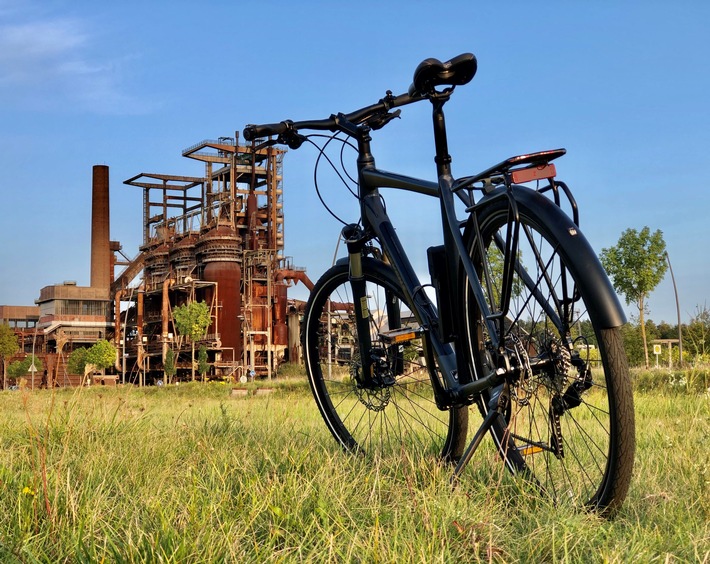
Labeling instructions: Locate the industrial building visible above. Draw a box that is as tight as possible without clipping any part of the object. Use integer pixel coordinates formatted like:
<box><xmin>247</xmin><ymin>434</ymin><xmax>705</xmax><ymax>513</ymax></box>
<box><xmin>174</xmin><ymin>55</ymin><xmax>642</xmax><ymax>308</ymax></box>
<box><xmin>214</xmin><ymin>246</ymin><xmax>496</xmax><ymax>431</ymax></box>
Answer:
<box><xmin>2</xmin><ymin>136</ymin><xmax>314</xmax><ymax>387</ymax></box>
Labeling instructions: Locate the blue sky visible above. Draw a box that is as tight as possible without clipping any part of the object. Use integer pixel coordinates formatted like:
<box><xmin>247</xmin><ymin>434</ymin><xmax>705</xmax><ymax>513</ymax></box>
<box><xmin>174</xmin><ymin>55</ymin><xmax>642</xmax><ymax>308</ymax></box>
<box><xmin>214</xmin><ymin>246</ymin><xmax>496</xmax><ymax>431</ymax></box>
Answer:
<box><xmin>1</xmin><ymin>0</ymin><xmax>708</xmax><ymax>324</ymax></box>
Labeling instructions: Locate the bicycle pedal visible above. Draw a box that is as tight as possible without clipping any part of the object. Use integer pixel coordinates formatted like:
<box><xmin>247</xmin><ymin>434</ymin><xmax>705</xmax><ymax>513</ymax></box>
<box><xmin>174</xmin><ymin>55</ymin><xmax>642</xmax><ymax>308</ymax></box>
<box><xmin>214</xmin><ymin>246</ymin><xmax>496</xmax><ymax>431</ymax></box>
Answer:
<box><xmin>378</xmin><ymin>326</ymin><xmax>422</xmax><ymax>344</ymax></box>
<box><xmin>517</xmin><ymin>444</ymin><xmax>544</xmax><ymax>457</ymax></box>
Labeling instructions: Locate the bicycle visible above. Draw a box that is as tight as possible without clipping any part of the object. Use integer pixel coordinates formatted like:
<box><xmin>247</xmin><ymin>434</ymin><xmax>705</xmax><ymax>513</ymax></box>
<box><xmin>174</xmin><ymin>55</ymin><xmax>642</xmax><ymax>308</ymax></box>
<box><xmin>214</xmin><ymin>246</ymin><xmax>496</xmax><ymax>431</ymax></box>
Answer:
<box><xmin>244</xmin><ymin>53</ymin><xmax>635</xmax><ymax>515</ymax></box>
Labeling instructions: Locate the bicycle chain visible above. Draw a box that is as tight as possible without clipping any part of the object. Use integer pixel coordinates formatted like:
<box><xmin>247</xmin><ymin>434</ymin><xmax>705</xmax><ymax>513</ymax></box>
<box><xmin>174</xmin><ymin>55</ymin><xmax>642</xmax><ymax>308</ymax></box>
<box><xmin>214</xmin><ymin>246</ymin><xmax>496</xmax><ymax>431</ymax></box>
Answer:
<box><xmin>548</xmin><ymin>339</ymin><xmax>571</xmax><ymax>459</ymax></box>
<box><xmin>550</xmin><ymin>398</ymin><xmax>565</xmax><ymax>459</ymax></box>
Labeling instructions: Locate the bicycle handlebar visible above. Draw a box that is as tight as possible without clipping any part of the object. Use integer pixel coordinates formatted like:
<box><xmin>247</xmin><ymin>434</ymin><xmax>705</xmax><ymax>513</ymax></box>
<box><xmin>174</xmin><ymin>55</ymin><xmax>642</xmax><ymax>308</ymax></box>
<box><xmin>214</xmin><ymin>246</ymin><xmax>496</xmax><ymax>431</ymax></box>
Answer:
<box><xmin>243</xmin><ymin>53</ymin><xmax>477</xmax><ymax>143</ymax></box>
<box><xmin>243</xmin><ymin>91</ymin><xmax>419</xmax><ymax>142</ymax></box>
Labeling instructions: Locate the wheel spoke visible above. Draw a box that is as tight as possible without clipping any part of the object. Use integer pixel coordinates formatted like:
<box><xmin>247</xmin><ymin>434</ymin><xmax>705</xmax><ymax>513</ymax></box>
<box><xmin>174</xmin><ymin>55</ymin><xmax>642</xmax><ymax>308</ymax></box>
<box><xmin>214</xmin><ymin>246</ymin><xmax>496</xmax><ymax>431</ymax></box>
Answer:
<box><xmin>304</xmin><ymin>261</ymin><xmax>466</xmax><ymax>462</ymax></box>
<box><xmin>463</xmin><ymin>193</ymin><xmax>634</xmax><ymax>512</ymax></box>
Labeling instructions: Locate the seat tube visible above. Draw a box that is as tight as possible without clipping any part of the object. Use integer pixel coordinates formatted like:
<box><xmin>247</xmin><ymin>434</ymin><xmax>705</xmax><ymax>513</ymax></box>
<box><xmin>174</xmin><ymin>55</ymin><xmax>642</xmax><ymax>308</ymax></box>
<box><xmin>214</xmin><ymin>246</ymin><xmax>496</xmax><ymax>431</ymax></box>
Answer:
<box><xmin>431</xmin><ymin>96</ymin><xmax>475</xmax><ymax>386</ymax></box>
<box><xmin>342</xmin><ymin>224</ymin><xmax>374</xmax><ymax>386</ymax></box>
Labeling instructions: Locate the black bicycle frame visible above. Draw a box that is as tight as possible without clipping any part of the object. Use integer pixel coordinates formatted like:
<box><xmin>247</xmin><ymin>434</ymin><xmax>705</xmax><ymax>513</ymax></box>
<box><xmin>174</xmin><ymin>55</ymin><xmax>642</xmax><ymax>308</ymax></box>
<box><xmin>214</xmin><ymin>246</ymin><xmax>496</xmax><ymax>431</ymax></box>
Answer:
<box><xmin>347</xmin><ymin>102</ymin><xmax>506</xmax><ymax>409</ymax></box>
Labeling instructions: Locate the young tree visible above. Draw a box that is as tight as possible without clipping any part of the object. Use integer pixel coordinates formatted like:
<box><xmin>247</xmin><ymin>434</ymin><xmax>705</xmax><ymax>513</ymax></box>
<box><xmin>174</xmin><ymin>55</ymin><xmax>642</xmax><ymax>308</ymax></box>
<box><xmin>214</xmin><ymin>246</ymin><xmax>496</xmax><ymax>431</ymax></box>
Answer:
<box><xmin>0</xmin><ymin>324</ymin><xmax>20</xmax><ymax>390</ymax></box>
<box><xmin>600</xmin><ymin>227</ymin><xmax>667</xmax><ymax>368</ymax></box>
<box><xmin>67</xmin><ymin>347</ymin><xmax>89</xmax><ymax>375</ymax></box>
<box><xmin>620</xmin><ymin>321</ymin><xmax>645</xmax><ymax>366</ymax></box>
<box><xmin>173</xmin><ymin>301</ymin><xmax>211</xmax><ymax>381</ymax></box>
<box><xmin>197</xmin><ymin>345</ymin><xmax>209</xmax><ymax>382</ymax></box>
<box><xmin>85</xmin><ymin>339</ymin><xmax>117</xmax><ymax>375</ymax></box>
<box><xmin>164</xmin><ymin>348</ymin><xmax>177</xmax><ymax>384</ymax></box>
<box><xmin>68</xmin><ymin>341</ymin><xmax>116</xmax><ymax>379</ymax></box>
<box><xmin>6</xmin><ymin>360</ymin><xmax>25</xmax><ymax>381</ymax></box>
<box><xmin>7</xmin><ymin>355</ymin><xmax>44</xmax><ymax>378</ymax></box>
<box><xmin>685</xmin><ymin>303</ymin><xmax>710</xmax><ymax>362</ymax></box>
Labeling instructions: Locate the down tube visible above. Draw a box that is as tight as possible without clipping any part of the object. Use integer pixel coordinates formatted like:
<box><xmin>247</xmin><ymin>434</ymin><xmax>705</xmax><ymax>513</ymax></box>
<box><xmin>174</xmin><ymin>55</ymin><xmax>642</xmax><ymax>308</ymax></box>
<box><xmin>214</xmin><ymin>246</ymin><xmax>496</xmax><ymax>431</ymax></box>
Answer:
<box><xmin>358</xmin><ymin>171</ymin><xmax>460</xmax><ymax>393</ymax></box>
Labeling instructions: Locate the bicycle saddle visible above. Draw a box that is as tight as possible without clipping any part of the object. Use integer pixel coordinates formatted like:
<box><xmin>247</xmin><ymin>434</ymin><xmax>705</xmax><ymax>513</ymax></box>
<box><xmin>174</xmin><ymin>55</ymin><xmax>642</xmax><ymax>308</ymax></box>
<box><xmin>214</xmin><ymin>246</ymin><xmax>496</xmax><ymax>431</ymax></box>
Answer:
<box><xmin>409</xmin><ymin>53</ymin><xmax>477</xmax><ymax>96</ymax></box>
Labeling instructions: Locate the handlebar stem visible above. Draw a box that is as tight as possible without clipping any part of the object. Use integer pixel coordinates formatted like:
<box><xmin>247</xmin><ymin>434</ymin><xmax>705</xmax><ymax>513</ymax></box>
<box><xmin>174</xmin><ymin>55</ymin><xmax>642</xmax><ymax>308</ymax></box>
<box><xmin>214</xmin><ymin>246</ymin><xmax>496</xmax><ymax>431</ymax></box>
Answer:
<box><xmin>332</xmin><ymin>113</ymin><xmax>361</xmax><ymax>137</ymax></box>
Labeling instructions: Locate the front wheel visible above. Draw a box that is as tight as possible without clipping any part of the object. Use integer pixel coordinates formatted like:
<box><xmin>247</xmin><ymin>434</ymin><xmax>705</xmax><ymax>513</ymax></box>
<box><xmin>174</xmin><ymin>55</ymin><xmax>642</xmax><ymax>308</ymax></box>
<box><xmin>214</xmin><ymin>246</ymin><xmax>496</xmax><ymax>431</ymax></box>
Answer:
<box><xmin>303</xmin><ymin>258</ymin><xmax>468</xmax><ymax>462</ymax></box>
<box><xmin>461</xmin><ymin>189</ymin><xmax>635</xmax><ymax>514</ymax></box>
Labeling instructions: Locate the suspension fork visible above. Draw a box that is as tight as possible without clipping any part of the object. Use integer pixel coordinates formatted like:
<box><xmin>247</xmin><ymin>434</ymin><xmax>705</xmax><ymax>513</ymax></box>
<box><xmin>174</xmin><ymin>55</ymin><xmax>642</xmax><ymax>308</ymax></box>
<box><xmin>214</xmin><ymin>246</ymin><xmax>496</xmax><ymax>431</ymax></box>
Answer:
<box><xmin>342</xmin><ymin>224</ymin><xmax>376</xmax><ymax>387</ymax></box>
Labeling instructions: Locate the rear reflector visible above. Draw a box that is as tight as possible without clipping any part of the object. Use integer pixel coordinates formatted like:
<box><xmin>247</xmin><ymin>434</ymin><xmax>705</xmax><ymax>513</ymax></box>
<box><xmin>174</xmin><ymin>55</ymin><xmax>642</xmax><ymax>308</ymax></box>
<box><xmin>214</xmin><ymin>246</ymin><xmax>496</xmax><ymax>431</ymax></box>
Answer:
<box><xmin>511</xmin><ymin>163</ymin><xmax>556</xmax><ymax>184</ymax></box>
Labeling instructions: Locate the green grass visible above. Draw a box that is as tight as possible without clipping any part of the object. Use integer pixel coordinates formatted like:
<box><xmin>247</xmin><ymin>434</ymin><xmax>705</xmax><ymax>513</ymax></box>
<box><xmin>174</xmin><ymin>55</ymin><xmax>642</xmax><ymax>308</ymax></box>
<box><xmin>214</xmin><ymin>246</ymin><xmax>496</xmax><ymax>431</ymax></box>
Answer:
<box><xmin>0</xmin><ymin>377</ymin><xmax>707</xmax><ymax>563</ymax></box>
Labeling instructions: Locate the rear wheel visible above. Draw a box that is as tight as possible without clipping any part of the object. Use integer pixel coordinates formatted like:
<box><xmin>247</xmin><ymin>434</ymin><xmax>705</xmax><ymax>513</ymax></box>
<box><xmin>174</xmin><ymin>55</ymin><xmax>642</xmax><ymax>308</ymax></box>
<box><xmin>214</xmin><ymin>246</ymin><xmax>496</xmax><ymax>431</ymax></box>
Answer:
<box><xmin>462</xmin><ymin>191</ymin><xmax>635</xmax><ymax>514</ymax></box>
<box><xmin>303</xmin><ymin>258</ymin><xmax>468</xmax><ymax>461</ymax></box>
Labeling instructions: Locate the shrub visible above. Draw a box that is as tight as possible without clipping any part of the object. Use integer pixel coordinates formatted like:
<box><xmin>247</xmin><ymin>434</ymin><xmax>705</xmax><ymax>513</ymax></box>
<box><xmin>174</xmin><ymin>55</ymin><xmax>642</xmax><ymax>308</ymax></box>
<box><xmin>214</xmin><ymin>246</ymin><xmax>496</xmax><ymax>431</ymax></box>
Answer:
<box><xmin>632</xmin><ymin>367</ymin><xmax>710</xmax><ymax>394</ymax></box>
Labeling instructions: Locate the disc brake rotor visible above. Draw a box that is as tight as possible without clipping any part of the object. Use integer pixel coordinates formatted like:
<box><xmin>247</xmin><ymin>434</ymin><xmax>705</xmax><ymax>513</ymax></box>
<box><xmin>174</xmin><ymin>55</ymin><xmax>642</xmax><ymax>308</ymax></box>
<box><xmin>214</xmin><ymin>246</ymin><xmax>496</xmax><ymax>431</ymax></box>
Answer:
<box><xmin>350</xmin><ymin>357</ymin><xmax>392</xmax><ymax>412</ymax></box>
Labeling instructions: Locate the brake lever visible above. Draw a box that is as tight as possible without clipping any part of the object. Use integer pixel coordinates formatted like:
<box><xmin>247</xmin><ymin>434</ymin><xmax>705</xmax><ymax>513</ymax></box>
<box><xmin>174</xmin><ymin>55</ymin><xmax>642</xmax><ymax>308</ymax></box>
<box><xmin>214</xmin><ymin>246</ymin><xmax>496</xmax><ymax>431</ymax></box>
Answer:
<box><xmin>368</xmin><ymin>109</ymin><xmax>401</xmax><ymax>131</ymax></box>
<box><xmin>278</xmin><ymin>130</ymin><xmax>307</xmax><ymax>150</ymax></box>
<box><xmin>254</xmin><ymin>138</ymin><xmax>280</xmax><ymax>151</ymax></box>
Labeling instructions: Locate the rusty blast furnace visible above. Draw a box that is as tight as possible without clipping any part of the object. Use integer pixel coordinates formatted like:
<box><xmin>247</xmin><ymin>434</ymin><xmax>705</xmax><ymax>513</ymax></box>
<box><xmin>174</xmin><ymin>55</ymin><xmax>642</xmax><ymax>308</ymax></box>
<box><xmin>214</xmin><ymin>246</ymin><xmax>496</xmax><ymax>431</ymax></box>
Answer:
<box><xmin>113</xmin><ymin>138</ymin><xmax>310</xmax><ymax>381</ymax></box>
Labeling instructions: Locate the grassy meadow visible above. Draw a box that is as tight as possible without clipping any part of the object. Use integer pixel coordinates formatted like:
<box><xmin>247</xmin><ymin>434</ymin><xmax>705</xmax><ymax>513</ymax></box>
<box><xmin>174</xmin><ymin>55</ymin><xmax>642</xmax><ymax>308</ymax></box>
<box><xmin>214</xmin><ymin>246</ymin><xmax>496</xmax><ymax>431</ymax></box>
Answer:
<box><xmin>0</xmin><ymin>372</ymin><xmax>707</xmax><ymax>563</ymax></box>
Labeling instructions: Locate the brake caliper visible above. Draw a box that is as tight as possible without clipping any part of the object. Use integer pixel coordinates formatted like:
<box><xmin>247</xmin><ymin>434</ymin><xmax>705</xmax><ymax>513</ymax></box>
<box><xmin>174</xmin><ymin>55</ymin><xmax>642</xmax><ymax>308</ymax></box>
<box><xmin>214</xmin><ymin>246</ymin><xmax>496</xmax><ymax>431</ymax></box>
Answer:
<box><xmin>369</xmin><ymin>346</ymin><xmax>396</xmax><ymax>387</ymax></box>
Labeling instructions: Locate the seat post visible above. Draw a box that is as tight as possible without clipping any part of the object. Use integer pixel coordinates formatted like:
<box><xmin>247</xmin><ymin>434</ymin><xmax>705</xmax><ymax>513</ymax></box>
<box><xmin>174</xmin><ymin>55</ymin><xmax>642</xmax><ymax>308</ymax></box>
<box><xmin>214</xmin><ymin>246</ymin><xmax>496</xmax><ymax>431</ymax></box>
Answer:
<box><xmin>431</xmin><ymin>97</ymin><xmax>452</xmax><ymax>180</ymax></box>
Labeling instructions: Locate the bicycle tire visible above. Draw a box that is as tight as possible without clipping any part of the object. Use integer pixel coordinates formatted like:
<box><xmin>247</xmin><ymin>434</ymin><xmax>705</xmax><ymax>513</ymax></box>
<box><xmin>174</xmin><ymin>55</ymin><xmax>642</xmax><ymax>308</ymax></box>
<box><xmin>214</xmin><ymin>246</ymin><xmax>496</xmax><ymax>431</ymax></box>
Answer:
<box><xmin>303</xmin><ymin>258</ymin><xmax>468</xmax><ymax>461</ymax></box>
<box><xmin>461</xmin><ymin>187</ymin><xmax>635</xmax><ymax>514</ymax></box>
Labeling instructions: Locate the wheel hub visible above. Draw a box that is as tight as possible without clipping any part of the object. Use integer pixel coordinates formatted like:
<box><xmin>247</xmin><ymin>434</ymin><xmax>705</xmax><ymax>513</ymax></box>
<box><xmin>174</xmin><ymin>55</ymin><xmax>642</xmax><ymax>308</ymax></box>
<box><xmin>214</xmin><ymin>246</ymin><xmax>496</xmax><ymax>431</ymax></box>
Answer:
<box><xmin>349</xmin><ymin>348</ymin><xmax>394</xmax><ymax>411</ymax></box>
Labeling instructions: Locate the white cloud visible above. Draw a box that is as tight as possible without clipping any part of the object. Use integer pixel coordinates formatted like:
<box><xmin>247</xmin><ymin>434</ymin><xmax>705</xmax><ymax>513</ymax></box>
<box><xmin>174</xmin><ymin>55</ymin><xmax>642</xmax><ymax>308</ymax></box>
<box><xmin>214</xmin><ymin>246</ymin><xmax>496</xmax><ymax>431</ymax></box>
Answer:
<box><xmin>0</xmin><ymin>19</ymin><xmax>87</xmax><ymax>82</ymax></box>
<box><xmin>0</xmin><ymin>15</ymin><xmax>153</xmax><ymax>114</ymax></box>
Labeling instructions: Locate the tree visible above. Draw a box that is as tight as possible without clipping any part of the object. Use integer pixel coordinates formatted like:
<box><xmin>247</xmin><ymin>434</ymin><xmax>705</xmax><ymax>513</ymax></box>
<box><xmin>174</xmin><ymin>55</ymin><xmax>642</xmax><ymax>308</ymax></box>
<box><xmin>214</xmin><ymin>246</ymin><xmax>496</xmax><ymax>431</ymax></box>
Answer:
<box><xmin>173</xmin><ymin>301</ymin><xmax>211</xmax><ymax>381</ymax></box>
<box><xmin>6</xmin><ymin>360</ymin><xmax>24</xmax><ymax>379</ymax></box>
<box><xmin>486</xmin><ymin>246</ymin><xmax>524</xmax><ymax>306</ymax></box>
<box><xmin>67</xmin><ymin>347</ymin><xmax>89</xmax><ymax>375</ymax></box>
<box><xmin>85</xmin><ymin>339</ymin><xmax>117</xmax><ymax>374</ymax></box>
<box><xmin>0</xmin><ymin>324</ymin><xmax>20</xmax><ymax>390</ymax></box>
<box><xmin>7</xmin><ymin>355</ymin><xmax>44</xmax><ymax>379</ymax></box>
<box><xmin>620</xmin><ymin>322</ymin><xmax>645</xmax><ymax>367</ymax></box>
<box><xmin>67</xmin><ymin>341</ymin><xmax>116</xmax><ymax>377</ymax></box>
<box><xmin>656</xmin><ymin>321</ymin><xmax>676</xmax><ymax>340</ymax></box>
<box><xmin>600</xmin><ymin>227</ymin><xmax>667</xmax><ymax>368</ymax></box>
<box><xmin>164</xmin><ymin>348</ymin><xmax>177</xmax><ymax>384</ymax></box>
<box><xmin>685</xmin><ymin>303</ymin><xmax>710</xmax><ymax>362</ymax></box>
<box><xmin>197</xmin><ymin>345</ymin><xmax>209</xmax><ymax>381</ymax></box>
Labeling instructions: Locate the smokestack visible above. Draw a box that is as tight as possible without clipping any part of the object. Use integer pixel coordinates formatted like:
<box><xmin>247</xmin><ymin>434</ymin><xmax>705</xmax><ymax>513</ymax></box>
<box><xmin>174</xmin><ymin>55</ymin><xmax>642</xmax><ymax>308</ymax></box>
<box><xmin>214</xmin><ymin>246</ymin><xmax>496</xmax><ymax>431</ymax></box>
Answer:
<box><xmin>91</xmin><ymin>165</ymin><xmax>111</xmax><ymax>294</ymax></box>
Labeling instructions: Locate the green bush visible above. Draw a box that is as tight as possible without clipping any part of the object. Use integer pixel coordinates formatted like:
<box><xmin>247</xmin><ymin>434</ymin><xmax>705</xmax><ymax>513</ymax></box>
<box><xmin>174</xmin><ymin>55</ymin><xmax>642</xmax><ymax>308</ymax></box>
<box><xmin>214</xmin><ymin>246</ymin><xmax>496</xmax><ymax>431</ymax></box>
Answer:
<box><xmin>632</xmin><ymin>367</ymin><xmax>710</xmax><ymax>394</ymax></box>
<box><xmin>7</xmin><ymin>355</ymin><xmax>43</xmax><ymax>378</ymax></box>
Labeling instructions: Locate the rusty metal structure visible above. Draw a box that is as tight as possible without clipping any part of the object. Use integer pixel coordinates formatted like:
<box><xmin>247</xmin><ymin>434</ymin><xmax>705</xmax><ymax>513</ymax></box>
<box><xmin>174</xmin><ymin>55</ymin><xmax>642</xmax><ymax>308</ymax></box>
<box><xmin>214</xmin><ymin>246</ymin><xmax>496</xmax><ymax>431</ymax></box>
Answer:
<box><xmin>112</xmin><ymin>137</ymin><xmax>313</xmax><ymax>382</ymax></box>
<box><xmin>2</xmin><ymin>138</ymin><xmax>315</xmax><ymax>388</ymax></box>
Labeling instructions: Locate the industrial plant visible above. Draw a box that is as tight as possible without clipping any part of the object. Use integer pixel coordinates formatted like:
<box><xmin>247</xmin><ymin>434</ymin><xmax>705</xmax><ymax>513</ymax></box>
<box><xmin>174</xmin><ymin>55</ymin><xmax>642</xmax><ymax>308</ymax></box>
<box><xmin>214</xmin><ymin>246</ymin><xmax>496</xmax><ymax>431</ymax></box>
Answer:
<box><xmin>1</xmin><ymin>136</ymin><xmax>315</xmax><ymax>387</ymax></box>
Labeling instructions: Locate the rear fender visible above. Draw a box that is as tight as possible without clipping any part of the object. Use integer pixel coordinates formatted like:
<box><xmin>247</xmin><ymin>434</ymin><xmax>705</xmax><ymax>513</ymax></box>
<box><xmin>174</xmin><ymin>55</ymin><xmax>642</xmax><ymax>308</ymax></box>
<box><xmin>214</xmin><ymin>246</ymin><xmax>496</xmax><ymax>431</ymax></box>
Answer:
<box><xmin>469</xmin><ymin>186</ymin><xmax>626</xmax><ymax>329</ymax></box>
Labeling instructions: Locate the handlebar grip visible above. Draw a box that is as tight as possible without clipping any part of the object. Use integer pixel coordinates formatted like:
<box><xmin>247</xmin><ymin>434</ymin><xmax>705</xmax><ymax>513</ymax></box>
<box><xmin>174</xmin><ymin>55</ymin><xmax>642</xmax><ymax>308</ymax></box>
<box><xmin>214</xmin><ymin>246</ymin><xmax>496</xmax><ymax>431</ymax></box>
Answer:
<box><xmin>243</xmin><ymin>121</ymin><xmax>290</xmax><ymax>141</ymax></box>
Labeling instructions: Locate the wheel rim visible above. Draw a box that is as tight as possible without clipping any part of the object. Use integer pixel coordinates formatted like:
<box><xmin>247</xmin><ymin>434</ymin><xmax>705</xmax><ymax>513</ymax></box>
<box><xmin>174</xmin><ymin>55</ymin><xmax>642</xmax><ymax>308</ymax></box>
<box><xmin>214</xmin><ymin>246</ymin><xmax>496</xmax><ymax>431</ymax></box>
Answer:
<box><xmin>465</xmin><ymin>207</ymin><xmax>618</xmax><ymax>508</ymax></box>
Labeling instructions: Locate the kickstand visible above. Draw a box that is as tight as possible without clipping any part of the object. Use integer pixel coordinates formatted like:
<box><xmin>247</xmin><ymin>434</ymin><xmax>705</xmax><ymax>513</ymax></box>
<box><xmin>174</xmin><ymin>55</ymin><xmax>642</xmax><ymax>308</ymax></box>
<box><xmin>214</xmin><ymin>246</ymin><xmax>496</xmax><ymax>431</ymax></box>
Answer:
<box><xmin>450</xmin><ymin>407</ymin><xmax>499</xmax><ymax>487</ymax></box>
<box><xmin>450</xmin><ymin>384</ymin><xmax>509</xmax><ymax>487</ymax></box>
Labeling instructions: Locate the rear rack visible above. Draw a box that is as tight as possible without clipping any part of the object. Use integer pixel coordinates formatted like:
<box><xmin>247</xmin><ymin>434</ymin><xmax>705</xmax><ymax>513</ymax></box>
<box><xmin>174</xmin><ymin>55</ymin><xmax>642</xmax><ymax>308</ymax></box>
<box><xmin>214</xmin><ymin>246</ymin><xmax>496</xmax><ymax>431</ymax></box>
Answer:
<box><xmin>452</xmin><ymin>148</ymin><xmax>567</xmax><ymax>192</ymax></box>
